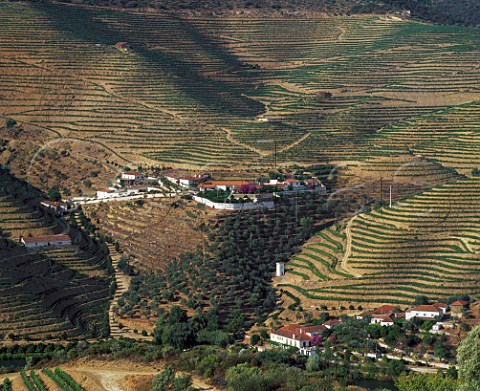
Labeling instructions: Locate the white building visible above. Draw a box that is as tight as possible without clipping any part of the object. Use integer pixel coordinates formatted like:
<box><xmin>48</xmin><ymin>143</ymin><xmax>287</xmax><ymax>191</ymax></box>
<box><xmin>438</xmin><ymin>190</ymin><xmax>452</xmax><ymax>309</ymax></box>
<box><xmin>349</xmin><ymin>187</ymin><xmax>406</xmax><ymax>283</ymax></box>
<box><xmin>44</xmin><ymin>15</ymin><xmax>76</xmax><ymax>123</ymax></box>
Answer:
<box><xmin>405</xmin><ymin>304</ymin><xmax>446</xmax><ymax>320</ymax></box>
<box><xmin>276</xmin><ymin>262</ymin><xmax>285</xmax><ymax>277</ymax></box>
<box><xmin>371</xmin><ymin>314</ymin><xmax>394</xmax><ymax>326</ymax></box>
<box><xmin>270</xmin><ymin>324</ymin><xmax>325</xmax><ymax>356</ymax></box>
<box><xmin>97</xmin><ymin>189</ymin><xmax>117</xmax><ymax>199</ymax></box>
<box><xmin>22</xmin><ymin>234</ymin><xmax>71</xmax><ymax>248</ymax></box>
<box><xmin>282</xmin><ymin>178</ymin><xmax>303</xmax><ymax>190</ymax></box>
<box><xmin>197</xmin><ymin>180</ymin><xmax>254</xmax><ymax>192</ymax></box>
<box><xmin>121</xmin><ymin>171</ymin><xmax>144</xmax><ymax>182</ymax></box>
<box><xmin>125</xmin><ymin>185</ymin><xmax>148</xmax><ymax>195</ymax></box>
<box><xmin>165</xmin><ymin>173</ymin><xmax>209</xmax><ymax>189</ymax></box>
<box><xmin>322</xmin><ymin>319</ymin><xmax>341</xmax><ymax>329</ymax></box>
<box><xmin>266</xmin><ymin>178</ymin><xmax>326</xmax><ymax>193</ymax></box>
<box><xmin>40</xmin><ymin>200</ymin><xmax>68</xmax><ymax>215</ymax></box>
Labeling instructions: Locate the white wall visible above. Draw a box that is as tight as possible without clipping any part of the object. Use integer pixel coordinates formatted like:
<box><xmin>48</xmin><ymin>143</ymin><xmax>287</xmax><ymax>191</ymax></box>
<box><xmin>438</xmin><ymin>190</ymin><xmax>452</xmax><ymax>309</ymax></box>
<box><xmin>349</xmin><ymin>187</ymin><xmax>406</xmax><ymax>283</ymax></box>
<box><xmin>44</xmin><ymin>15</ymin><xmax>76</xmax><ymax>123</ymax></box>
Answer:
<box><xmin>193</xmin><ymin>196</ymin><xmax>274</xmax><ymax>210</ymax></box>
<box><xmin>405</xmin><ymin>311</ymin><xmax>440</xmax><ymax>320</ymax></box>
<box><xmin>24</xmin><ymin>240</ymin><xmax>71</xmax><ymax>248</ymax></box>
<box><xmin>276</xmin><ymin>262</ymin><xmax>285</xmax><ymax>276</ymax></box>
<box><xmin>271</xmin><ymin>334</ymin><xmax>309</xmax><ymax>349</ymax></box>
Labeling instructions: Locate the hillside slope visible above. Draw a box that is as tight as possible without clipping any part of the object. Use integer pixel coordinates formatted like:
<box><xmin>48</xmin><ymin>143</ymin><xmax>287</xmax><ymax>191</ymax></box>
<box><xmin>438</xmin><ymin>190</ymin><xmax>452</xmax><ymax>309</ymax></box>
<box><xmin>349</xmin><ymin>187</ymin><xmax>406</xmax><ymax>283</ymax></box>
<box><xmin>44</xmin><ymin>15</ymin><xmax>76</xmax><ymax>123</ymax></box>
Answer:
<box><xmin>0</xmin><ymin>170</ymin><xmax>113</xmax><ymax>340</ymax></box>
<box><xmin>24</xmin><ymin>0</ymin><xmax>480</xmax><ymax>26</ymax></box>
<box><xmin>1</xmin><ymin>2</ymin><xmax>479</xmax><ymax>174</ymax></box>
<box><xmin>282</xmin><ymin>175</ymin><xmax>480</xmax><ymax>308</ymax></box>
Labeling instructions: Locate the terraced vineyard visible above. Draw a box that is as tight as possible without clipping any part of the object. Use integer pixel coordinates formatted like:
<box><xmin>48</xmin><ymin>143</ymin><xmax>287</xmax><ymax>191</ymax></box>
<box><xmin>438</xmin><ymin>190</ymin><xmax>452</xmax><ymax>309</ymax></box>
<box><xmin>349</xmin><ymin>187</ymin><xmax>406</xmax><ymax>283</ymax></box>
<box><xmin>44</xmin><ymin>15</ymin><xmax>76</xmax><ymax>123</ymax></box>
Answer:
<box><xmin>0</xmin><ymin>170</ymin><xmax>112</xmax><ymax>340</ymax></box>
<box><xmin>281</xmin><ymin>176</ymin><xmax>480</xmax><ymax>307</ymax></box>
<box><xmin>0</xmin><ymin>2</ymin><xmax>479</xmax><ymax>170</ymax></box>
<box><xmin>83</xmin><ymin>198</ymin><xmax>217</xmax><ymax>270</ymax></box>
<box><xmin>1</xmin><ymin>0</ymin><xmax>480</xmax><ymax>326</ymax></box>
<box><xmin>15</xmin><ymin>368</ymin><xmax>85</xmax><ymax>391</ymax></box>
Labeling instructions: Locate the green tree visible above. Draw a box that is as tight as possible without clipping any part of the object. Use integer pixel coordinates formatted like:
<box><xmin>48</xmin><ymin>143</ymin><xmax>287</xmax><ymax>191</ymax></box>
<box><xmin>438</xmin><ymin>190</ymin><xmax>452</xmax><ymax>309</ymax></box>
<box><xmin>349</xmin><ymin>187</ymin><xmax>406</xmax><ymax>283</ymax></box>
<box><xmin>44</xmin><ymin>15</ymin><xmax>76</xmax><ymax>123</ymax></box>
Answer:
<box><xmin>152</xmin><ymin>368</ymin><xmax>175</xmax><ymax>391</ymax></box>
<box><xmin>172</xmin><ymin>374</ymin><xmax>194</xmax><ymax>391</ymax></box>
<box><xmin>457</xmin><ymin>325</ymin><xmax>480</xmax><ymax>391</ymax></box>
<box><xmin>306</xmin><ymin>353</ymin><xmax>321</xmax><ymax>372</ymax></box>
<box><xmin>48</xmin><ymin>186</ymin><xmax>61</xmax><ymax>201</ymax></box>
<box><xmin>225</xmin><ymin>364</ymin><xmax>266</xmax><ymax>391</ymax></box>
<box><xmin>250</xmin><ymin>334</ymin><xmax>260</xmax><ymax>345</ymax></box>
<box><xmin>413</xmin><ymin>295</ymin><xmax>429</xmax><ymax>305</ymax></box>
<box><xmin>395</xmin><ymin>372</ymin><xmax>457</xmax><ymax>391</ymax></box>
<box><xmin>6</xmin><ymin>119</ymin><xmax>16</xmax><ymax>128</ymax></box>
<box><xmin>169</xmin><ymin>306</ymin><xmax>188</xmax><ymax>324</ymax></box>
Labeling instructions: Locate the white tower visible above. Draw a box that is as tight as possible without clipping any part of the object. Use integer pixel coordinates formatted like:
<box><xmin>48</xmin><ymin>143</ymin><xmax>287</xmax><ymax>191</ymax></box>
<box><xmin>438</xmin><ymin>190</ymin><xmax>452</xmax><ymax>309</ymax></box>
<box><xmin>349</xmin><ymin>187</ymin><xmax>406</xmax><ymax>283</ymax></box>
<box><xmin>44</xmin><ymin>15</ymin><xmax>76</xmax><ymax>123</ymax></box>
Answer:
<box><xmin>389</xmin><ymin>185</ymin><xmax>392</xmax><ymax>208</ymax></box>
<box><xmin>276</xmin><ymin>262</ymin><xmax>285</xmax><ymax>277</ymax></box>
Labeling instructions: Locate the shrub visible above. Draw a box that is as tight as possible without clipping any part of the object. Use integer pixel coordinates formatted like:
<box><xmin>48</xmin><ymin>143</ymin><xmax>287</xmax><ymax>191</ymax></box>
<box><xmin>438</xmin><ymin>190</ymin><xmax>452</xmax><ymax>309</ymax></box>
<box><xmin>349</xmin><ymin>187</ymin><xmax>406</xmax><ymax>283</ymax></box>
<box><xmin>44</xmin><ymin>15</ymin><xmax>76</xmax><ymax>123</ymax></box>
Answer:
<box><xmin>6</xmin><ymin>119</ymin><xmax>16</xmax><ymax>128</ymax></box>
<box><xmin>250</xmin><ymin>334</ymin><xmax>260</xmax><ymax>345</ymax></box>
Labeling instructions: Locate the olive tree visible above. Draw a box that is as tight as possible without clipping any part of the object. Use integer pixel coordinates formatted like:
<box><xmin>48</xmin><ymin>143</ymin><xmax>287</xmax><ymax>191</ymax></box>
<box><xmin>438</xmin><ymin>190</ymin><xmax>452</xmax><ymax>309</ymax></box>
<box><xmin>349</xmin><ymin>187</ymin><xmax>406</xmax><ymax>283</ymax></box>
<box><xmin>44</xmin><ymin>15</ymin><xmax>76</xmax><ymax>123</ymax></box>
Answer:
<box><xmin>457</xmin><ymin>325</ymin><xmax>480</xmax><ymax>391</ymax></box>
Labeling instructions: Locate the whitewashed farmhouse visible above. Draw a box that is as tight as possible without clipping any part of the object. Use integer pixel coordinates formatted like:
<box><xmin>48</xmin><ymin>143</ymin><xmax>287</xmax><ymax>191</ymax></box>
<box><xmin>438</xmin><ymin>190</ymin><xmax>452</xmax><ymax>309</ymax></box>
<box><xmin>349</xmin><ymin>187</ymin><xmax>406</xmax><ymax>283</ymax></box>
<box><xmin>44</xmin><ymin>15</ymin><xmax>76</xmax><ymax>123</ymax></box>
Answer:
<box><xmin>22</xmin><ymin>234</ymin><xmax>71</xmax><ymax>248</ymax></box>
<box><xmin>97</xmin><ymin>189</ymin><xmax>116</xmax><ymax>199</ymax></box>
<box><xmin>121</xmin><ymin>171</ymin><xmax>144</xmax><ymax>182</ymax></box>
<box><xmin>405</xmin><ymin>303</ymin><xmax>448</xmax><ymax>320</ymax></box>
<box><xmin>270</xmin><ymin>324</ymin><xmax>325</xmax><ymax>356</ymax></box>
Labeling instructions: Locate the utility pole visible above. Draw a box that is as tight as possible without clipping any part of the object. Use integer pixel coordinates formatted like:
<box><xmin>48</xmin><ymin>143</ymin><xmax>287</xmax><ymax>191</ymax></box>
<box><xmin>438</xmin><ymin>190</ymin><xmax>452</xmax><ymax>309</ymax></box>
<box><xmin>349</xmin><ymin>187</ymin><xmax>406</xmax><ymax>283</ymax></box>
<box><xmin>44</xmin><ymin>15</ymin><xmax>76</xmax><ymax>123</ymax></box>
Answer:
<box><xmin>380</xmin><ymin>177</ymin><xmax>383</xmax><ymax>209</ymax></box>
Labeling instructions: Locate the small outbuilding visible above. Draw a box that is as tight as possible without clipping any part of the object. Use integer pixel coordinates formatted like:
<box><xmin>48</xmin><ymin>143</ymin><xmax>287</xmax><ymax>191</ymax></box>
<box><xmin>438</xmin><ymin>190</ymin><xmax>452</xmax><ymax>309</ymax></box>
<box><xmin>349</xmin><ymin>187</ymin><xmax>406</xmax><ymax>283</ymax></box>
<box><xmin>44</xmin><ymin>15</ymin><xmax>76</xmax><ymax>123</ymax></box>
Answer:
<box><xmin>121</xmin><ymin>171</ymin><xmax>144</xmax><ymax>182</ymax></box>
<box><xmin>450</xmin><ymin>300</ymin><xmax>469</xmax><ymax>318</ymax></box>
<box><xmin>115</xmin><ymin>42</ymin><xmax>132</xmax><ymax>52</ymax></box>
<box><xmin>40</xmin><ymin>200</ymin><xmax>68</xmax><ymax>215</ymax></box>
<box><xmin>21</xmin><ymin>234</ymin><xmax>71</xmax><ymax>248</ymax></box>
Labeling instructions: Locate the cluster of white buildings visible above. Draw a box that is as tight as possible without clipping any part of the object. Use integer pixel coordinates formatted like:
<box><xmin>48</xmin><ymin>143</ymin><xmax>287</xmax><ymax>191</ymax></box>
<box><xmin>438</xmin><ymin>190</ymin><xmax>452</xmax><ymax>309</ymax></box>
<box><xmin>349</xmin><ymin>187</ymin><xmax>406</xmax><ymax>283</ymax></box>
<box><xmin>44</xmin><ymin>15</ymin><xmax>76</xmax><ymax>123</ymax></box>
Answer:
<box><xmin>93</xmin><ymin>171</ymin><xmax>163</xmax><ymax>199</ymax></box>
<box><xmin>196</xmin><ymin>178</ymin><xmax>326</xmax><ymax>194</ymax></box>
<box><xmin>87</xmin><ymin>170</ymin><xmax>327</xmax><ymax>209</ymax></box>
<box><xmin>358</xmin><ymin>301</ymin><xmax>470</xmax><ymax>331</ymax></box>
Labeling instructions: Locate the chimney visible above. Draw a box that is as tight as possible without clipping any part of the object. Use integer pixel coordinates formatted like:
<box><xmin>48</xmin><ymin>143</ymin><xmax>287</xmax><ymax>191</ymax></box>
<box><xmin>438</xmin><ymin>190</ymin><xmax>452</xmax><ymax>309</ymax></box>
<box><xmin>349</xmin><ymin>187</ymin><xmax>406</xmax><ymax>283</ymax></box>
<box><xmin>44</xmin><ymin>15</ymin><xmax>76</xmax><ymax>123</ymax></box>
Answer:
<box><xmin>292</xmin><ymin>333</ymin><xmax>296</xmax><ymax>340</ymax></box>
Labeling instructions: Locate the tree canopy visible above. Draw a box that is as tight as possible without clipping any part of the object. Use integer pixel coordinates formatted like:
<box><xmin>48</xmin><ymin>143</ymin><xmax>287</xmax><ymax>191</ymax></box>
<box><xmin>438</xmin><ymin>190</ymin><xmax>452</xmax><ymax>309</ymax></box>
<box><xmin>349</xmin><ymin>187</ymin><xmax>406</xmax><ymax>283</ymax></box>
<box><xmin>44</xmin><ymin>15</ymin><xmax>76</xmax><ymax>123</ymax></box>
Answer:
<box><xmin>457</xmin><ymin>325</ymin><xmax>480</xmax><ymax>391</ymax></box>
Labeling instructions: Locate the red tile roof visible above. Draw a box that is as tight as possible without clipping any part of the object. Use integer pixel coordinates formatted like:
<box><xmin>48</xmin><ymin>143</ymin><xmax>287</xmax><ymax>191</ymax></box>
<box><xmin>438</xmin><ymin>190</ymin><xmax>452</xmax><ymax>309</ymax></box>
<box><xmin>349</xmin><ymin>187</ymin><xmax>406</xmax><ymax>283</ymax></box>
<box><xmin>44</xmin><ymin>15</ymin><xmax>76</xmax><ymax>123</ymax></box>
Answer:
<box><xmin>381</xmin><ymin>316</ymin><xmax>394</xmax><ymax>323</ymax></box>
<box><xmin>373</xmin><ymin>305</ymin><xmax>398</xmax><ymax>314</ymax></box>
<box><xmin>450</xmin><ymin>300</ymin><xmax>469</xmax><ymax>307</ymax></box>
<box><xmin>372</xmin><ymin>314</ymin><xmax>394</xmax><ymax>322</ymax></box>
<box><xmin>22</xmin><ymin>234</ymin><xmax>71</xmax><ymax>244</ymax></box>
<box><xmin>409</xmin><ymin>305</ymin><xmax>442</xmax><ymax>313</ymax></box>
<box><xmin>271</xmin><ymin>324</ymin><xmax>312</xmax><ymax>341</ymax></box>
<box><xmin>323</xmin><ymin>319</ymin><xmax>341</xmax><ymax>327</ymax></box>
<box><xmin>301</xmin><ymin>325</ymin><xmax>327</xmax><ymax>334</ymax></box>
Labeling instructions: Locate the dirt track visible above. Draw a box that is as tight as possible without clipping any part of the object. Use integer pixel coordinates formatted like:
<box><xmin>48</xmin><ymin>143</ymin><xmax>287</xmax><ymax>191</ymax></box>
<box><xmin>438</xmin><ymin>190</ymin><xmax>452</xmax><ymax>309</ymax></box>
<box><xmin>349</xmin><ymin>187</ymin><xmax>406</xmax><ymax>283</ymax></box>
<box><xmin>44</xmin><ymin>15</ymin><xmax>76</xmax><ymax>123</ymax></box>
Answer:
<box><xmin>0</xmin><ymin>359</ymin><xmax>218</xmax><ymax>391</ymax></box>
<box><xmin>340</xmin><ymin>214</ymin><xmax>362</xmax><ymax>277</ymax></box>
